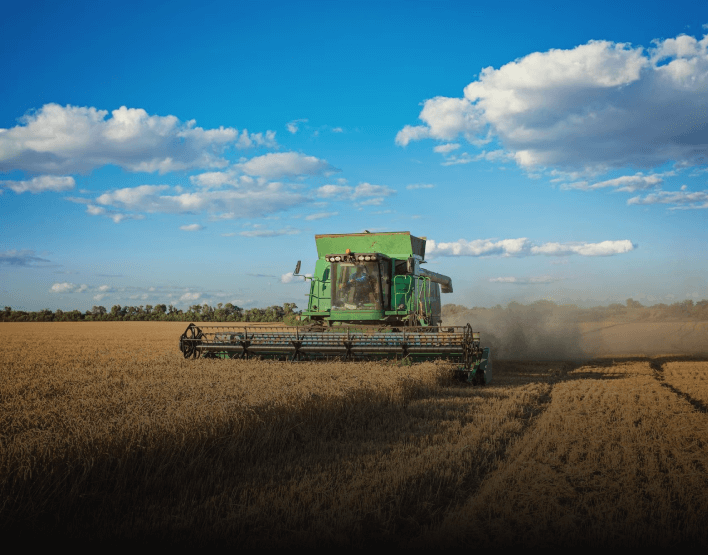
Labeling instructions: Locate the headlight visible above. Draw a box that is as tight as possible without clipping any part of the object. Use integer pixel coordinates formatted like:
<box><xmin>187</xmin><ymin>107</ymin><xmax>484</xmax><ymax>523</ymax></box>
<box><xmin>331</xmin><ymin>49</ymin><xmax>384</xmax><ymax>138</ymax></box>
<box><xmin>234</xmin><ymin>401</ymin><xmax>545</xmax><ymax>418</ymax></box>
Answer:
<box><xmin>364</xmin><ymin>255</ymin><xmax>371</xmax><ymax>261</ymax></box>
<box><xmin>357</xmin><ymin>255</ymin><xmax>365</xmax><ymax>261</ymax></box>
<box><xmin>335</xmin><ymin>256</ymin><xmax>341</xmax><ymax>261</ymax></box>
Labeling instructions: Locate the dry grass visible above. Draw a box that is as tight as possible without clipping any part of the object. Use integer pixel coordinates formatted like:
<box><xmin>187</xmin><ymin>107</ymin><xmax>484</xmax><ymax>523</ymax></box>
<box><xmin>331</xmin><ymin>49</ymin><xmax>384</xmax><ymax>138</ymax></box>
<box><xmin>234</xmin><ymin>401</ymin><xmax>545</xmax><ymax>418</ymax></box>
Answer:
<box><xmin>0</xmin><ymin>323</ymin><xmax>706</xmax><ymax>551</ymax></box>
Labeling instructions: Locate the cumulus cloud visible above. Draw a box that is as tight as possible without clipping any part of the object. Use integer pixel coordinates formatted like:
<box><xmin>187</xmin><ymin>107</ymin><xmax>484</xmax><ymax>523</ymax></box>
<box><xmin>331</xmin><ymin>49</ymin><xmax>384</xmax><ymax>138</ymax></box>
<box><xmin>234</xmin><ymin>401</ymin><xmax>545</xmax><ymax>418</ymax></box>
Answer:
<box><xmin>562</xmin><ymin>172</ymin><xmax>668</xmax><ymax>192</ymax></box>
<box><xmin>427</xmin><ymin>238</ymin><xmax>635</xmax><ymax>257</ymax></box>
<box><xmin>237</xmin><ymin>152</ymin><xmax>338</xmax><ymax>179</ymax></box>
<box><xmin>0</xmin><ymin>249</ymin><xmax>51</xmax><ymax>266</ymax></box>
<box><xmin>627</xmin><ymin>186</ymin><xmax>707</xmax><ymax>209</ymax></box>
<box><xmin>433</xmin><ymin>143</ymin><xmax>460</xmax><ymax>154</ymax></box>
<box><xmin>530</xmin><ymin>240</ymin><xmax>635</xmax><ymax>256</ymax></box>
<box><xmin>78</xmin><ymin>202</ymin><xmax>145</xmax><ymax>223</ymax></box>
<box><xmin>397</xmin><ymin>34</ymin><xmax>707</xmax><ymax>172</ymax></box>
<box><xmin>281</xmin><ymin>272</ymin><xmax>312</xmax><ymax>284</ymax></box>
<box><xmin>179</xmin><ymin>224</ymin><xmax>204</xmax><ymax>231</ymax></box>
<box><xmin>0</xmin><ymin>104</ymin><xmax>276</xmax><ymax>175</ymax></box>
<box><xmin>84</xmin><ymin>181</ymin><xmax>308</xmax><ymax>219</ymax></box>
<box><xmin>0</xmin><ymin>175</ymin><xmax>75</xmax><ymax>194</ymax></box>
<box><xmin>286</xmin><ymin>119</ymin><xmax>308</xmax><ymax>134</ymax></box>
<box><xmin>50</xmin><ymin>282</ymin><xmax>89</xmax><ymax>293</ymax></box>
<box><xmin>315</xmin><ymin>182</ymin><xmax>396</xmax><ymax>202</ymax></box>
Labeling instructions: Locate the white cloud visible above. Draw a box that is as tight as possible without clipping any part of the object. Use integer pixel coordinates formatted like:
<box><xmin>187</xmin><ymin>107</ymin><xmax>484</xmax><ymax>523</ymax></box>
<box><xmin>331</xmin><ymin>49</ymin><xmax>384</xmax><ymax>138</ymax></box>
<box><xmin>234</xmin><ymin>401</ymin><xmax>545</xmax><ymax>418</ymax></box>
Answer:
<box><xmin>0</xmin><ymin>104</ymin><xmax>277</xmax><ymax>175</ymax></box>
<box><xmin>189</xmin><ymin>171</ymin><xmax>237</xmax><ymax>188</ymax></box>
<box><xmin>427</xmin><ymin>238</ymin><xmax>635</xmax><ymax>257</ymax></box>
<box><xmin>281</xmin><ymin>272</ymin><xmax>312</xmax><ymax>284</ymax></box>
<box><xmin>406</xmin><ymin>183</ymin><xmax>435</xmax><ymax>190</ymax></box>
<box><xmin>627</xmin><ymin>187</ymin><xmax>708</xmax><ymax>209</ymax></box>
<box><xmin>0</xmin><ymin>175</ymin><xmax>75</xmax><ymax>194</ymax></box>
<box><xmin>237</xmin><ymin>151</ymin><xmax>338</xmax><ymax>179</ymax></box>
<box><xmin>86</xmin><ymin>204</ymin><xmax>105</xmax><ymax>216</ymax></box>
<box><xmin>305</xmin><ymin>211</ymin><xmax>338</xmax><ymax>221</ymax></box>
<box><xmin>562</xmin><ymin>172</ymin><xmax>668</xmax><ymax>192</ymax></box>
<box><xmin>78</xmin><ymin>200</ymin><xmax>144</xmax><ymax>223</ymax></box>
<box><xmin>315</xmin><ymin>184</ymin><xmax>353</xmax><ymax>198</ymax></box>
<box><xmin>428</xmin><ymin>238</ymin><xmax>530</xmax><ymax>257</ymax></box>
<box><xmin>51</xmin><ymin>282</ymin><xmax>76</xmax><ymax>293</ymax></box>
<box><xmin>286</xmin><ymin>119</ymin><xmax>308</xmax><ymax>134</ymax></box>
<box><xmin>314</xmin><ymin>182</ymin><xmax>396</xmax><ymax>201</ymax></box>
<box><xmin>396</xmin><ymin>96</ymin><xmax>482</xmax><ymax>146</ymax></box>
<box><xmin>433</xmin><ymin>143</ymin><xmax>460</xmax><ymax>154</ymax></box>
<box><xmin>179</xmin><ymin>224</ymin><xmax>204</xmax><ymax>231</ymax></box>
<box><xmin>93</xmin><ymin>294</ymin><xmax>107</xmax><ymax>301</ymax></box>
<box><xmin>109</xmin><ymin>213</ymin><xmax>144</xmax><ymax>224</ymax></box>
<box><xmin>530</xmin><ymin>240</ymin><xmax>635</xmax><ymax>256</ymax></box>
<box><xmin>397</xmin><ymin>34</ymin><xmax>707</xmax><ymax>171</ymax></box>
<box><xmin>50</xmin><ymin>282</ymin><xmax>88</xmax><ymax>293</ymax></box>
<box><xmin>91</xmin><ymin>182</ymin><xmax>308</xmax><ymax>219</ymax></box>
<box><xmin>180</xmin><ymin>292</ymin><xmax>201</xmax><ymax>302</ymax></box>
<box><xmin>352</xmin><ymin>183</ymin><xmax>395</xmax><ymax>198</ymax></box>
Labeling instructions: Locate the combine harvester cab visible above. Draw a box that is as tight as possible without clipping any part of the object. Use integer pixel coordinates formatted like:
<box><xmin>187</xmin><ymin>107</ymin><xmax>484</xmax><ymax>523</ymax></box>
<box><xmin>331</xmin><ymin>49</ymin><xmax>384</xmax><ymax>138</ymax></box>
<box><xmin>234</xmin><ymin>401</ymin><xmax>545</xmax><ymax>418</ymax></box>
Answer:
<box><xmin>179</xmin><ymin>231</ymin><xmax>491</xmax><ymax>385</ymax></box>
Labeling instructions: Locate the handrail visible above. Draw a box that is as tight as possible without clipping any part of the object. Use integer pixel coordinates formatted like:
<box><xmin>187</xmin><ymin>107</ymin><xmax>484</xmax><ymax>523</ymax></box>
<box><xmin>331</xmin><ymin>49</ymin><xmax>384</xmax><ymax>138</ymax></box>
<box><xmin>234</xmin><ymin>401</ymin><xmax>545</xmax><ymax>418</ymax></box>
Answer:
<box><xmin>306</xmin><ymin>278</ymin><xmax>329</xmax><ymax>309</ymax></box>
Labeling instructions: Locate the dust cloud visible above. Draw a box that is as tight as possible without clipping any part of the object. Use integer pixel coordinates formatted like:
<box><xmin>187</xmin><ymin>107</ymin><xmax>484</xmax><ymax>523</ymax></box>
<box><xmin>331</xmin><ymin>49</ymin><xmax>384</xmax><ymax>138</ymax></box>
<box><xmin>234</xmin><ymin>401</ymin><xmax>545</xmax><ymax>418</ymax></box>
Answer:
<box><xmin>442</xmin><ymin>300</ymin><xmax>708</xmax><ymax>360</ymax></box>
<box><xmin>443</xmin><ymin>302</ymin><xmax>586</xmax><ymax>360</ymax></box>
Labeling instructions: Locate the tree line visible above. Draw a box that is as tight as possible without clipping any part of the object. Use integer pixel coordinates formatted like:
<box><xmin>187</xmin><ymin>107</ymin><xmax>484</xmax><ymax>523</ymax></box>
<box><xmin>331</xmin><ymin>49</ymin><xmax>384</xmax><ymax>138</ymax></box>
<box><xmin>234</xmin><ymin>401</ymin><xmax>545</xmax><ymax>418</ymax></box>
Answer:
<box><xmin>1</xmin><ymin>303</ymin><xmax>300</xmax><ymax>324</ymax></box>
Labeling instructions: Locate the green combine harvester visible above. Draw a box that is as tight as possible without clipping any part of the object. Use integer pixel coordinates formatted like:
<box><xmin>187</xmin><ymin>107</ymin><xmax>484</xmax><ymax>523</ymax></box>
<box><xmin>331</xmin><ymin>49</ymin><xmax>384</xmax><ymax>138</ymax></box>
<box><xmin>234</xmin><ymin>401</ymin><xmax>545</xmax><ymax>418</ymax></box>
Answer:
<box><xmin>179</xmin><ymin>231</ymin><xmax>491</xmax><ymax>384</ymax></box>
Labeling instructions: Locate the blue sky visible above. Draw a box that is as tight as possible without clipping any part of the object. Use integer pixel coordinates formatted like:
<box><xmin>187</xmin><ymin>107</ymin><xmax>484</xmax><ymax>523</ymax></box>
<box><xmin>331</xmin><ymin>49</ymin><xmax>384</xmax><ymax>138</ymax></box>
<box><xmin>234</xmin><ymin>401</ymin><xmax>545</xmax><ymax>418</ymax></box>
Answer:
<box><xmin>1</xmin><ymin>0</ymin><xmax>706</xmax><ymax>311</ymax></box>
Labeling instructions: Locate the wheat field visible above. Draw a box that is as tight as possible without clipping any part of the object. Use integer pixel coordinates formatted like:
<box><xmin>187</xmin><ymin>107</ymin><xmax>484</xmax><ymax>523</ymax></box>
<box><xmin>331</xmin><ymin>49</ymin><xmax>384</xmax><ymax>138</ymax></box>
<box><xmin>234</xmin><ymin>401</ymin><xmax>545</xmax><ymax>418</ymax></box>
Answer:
<box><xmin>0</xmin><ymin>323</ymin><xmax>706</xmax><ymax>551</ymax></box>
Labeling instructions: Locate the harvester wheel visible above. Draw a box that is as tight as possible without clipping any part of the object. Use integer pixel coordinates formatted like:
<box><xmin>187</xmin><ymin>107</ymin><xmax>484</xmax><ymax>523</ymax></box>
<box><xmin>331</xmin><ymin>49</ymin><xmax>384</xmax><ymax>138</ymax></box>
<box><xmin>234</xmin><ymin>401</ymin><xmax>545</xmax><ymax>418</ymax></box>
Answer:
<box><xmin>180</xmin><ymin>324</ymin><xmax>204</xmax><ymax>359</ymax></box>
<box><xmin>181</xmin><ymin>341</ymin><xmax>195</xmax><ymax>359</ymax></box>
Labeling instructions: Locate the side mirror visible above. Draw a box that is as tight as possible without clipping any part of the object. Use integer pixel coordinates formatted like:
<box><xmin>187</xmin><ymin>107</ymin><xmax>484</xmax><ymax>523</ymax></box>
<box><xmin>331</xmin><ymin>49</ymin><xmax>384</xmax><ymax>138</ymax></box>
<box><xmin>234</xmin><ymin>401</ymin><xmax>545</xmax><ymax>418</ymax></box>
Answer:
<box><xmin>406</xmin><ymin>257</ymin><xmax>415</xmax><ymax>274</ymax></box>
<box><xmin>294</xmin><ymin>261</ymin><xmax>301</xmax><ymax>275</ymax></box>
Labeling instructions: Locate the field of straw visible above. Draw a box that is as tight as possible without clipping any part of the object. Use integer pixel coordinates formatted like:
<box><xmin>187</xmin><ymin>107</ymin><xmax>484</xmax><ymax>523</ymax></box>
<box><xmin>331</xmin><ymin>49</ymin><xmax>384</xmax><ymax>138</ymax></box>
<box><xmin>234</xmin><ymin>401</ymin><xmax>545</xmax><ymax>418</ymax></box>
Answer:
<box><xmin>1</xmin><ymin>322</ymin><xmax>706</xmax><ymax>551</ymax></box>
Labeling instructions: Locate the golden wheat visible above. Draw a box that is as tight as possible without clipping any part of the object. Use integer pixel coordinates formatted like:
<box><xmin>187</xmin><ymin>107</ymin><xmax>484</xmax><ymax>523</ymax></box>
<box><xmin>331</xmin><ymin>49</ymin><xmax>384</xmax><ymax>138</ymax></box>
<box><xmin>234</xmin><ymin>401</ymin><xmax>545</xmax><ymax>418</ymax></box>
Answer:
<box><xmin>0</xmin><ymin>323</ymin><xmax>705</xmax><ymax>550</ymax></box>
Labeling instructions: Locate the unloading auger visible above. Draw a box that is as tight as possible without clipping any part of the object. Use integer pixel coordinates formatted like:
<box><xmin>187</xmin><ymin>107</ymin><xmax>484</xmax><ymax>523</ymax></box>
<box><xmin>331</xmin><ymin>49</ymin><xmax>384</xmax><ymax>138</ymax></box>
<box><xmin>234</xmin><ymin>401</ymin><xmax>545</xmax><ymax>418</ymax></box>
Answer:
<box><xmin>179</xmin><ymin>231</ymin><xmax>491</xmax><ymax>384</ymax></box>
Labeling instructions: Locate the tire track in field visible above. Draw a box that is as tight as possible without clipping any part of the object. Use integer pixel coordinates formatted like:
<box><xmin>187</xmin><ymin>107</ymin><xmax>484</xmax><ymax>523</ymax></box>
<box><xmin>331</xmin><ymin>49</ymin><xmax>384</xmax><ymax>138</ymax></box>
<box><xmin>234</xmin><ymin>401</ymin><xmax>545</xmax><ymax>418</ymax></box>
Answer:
<box><xmin>448</xmin><ymin>380</ymin><xmax>554</xmax><ymax>503</ymax></box>
<box><xmin>420</xmin><ymin>359</ymin><xmax>708</xmax><ymax>552</ymax></box>
<box><xmin>649</xmin><ymin>358</ymin><xmax>708</xmax><ymax>414</ymax></box>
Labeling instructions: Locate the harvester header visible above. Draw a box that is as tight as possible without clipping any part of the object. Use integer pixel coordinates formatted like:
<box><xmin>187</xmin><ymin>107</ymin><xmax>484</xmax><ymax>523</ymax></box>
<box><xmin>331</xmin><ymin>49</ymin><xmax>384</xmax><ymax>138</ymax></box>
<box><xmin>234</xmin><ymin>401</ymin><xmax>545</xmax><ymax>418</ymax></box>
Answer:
<box><xmin>179</xmin><ymin>231</ymin><xmax>491</xmax><ymax>385</ymax></box>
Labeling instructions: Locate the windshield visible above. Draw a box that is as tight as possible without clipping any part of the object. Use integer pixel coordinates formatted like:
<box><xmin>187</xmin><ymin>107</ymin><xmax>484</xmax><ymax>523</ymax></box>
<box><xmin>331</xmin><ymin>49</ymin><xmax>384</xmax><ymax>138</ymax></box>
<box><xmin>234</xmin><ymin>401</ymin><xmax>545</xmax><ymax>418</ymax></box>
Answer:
<box><xmin>331</xmin><ymin>262</ymin><xmax>382</xmax><ymax>310</ymax></box>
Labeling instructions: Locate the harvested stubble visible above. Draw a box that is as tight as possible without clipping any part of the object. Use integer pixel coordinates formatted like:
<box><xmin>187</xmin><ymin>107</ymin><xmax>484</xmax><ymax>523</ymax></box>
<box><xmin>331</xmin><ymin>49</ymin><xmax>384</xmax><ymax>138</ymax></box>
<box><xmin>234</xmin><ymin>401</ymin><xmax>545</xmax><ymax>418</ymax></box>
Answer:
<box><xmin>662</xmin><ymin>361</ymin><xmax>708</xmax><ymax>407</ymax></box>
<box><xmin>1</xmin><ymin>323</ymin><xmax>706</xmax><ymax>551</ymax></box>
<box><xmin>425</xmin><ymin>360</ymin><xmax>707</xmax><ymax>551</ymax></box>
